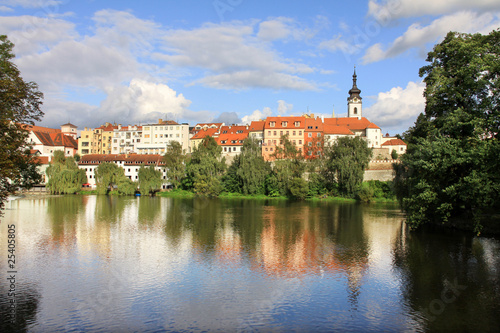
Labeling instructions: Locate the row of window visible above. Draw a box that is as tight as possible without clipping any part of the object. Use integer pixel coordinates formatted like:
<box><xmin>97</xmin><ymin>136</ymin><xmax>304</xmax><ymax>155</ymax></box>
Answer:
<box><xmin>267</xmin><ymin>130</ymin><xmax>303</xmax><ymax>137</ymax></box>
<box><xmin>268</xmin><ymin>121</ymin><xmax>301</xmax><ymax>127</ymax></box>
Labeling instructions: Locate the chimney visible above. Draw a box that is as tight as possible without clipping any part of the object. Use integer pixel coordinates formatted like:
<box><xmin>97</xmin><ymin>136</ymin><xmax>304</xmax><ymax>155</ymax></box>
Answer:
<box><xmin>158</xmin><ymin>119</ymin><xmax>163</xmax><ymax>124</ymax></box>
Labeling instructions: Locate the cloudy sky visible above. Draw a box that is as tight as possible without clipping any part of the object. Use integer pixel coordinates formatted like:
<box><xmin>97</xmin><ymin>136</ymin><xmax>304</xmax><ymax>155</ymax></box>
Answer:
<box><xmin>2</xmin><ymin>0</ymin><xmax>499</xmax><ymax>135</ymax></box>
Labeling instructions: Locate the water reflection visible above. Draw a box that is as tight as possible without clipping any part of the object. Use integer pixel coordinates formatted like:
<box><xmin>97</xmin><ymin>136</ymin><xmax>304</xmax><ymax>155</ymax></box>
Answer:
<box><xmin>0</xmin><ymin>196</ymin><xmax>499</xmax><ymax>331</ymax></box>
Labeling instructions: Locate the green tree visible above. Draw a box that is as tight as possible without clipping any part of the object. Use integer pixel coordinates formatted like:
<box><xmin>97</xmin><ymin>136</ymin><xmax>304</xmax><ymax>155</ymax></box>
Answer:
<box><xmin>185</xmin><ymin>136</ymin><xmax>226</xmax><ymax>196</ymax></box>
<box><xmin>395</xmin><ymin>30</ymin><xmax>500</xmax><ymax>233</ymax></box>
<box><xmin>391</xmin><ymin>149</ymin><xmax>399</xmax><ymax>160</ymax></box>
<box><xmin>163</xmin><ymin>141</ymin><xmax>186</xmax><ymax>189</ymax></box>
<box><xmin>138</xmin><ymin>165</ymin><xmax>164</xmax><ymax>195</ymax></box>
<box><xmin>0</xmin><ymin>35</ymin><xmax>44</xmax><ymax>210</ymax></box>
<box><xmin>222</xmin><ymin>157</ymin><xmax>243</xmax><ymax>193</ymax></box>
<box><xmin>324</xmin><ymin>136</ymin><xmax>372</xmax><ymax>197</ymax></box>
<box><xmin>237</xmin><ymin>138</ymin><xmax>271</xmax><ymax>195</ymax></box>
<box><xmin>95</xmin><ymin>162</ymin><xmax>127</xmax><ymax>195</ymax></box>
<box><xmin>46</xmin><ymin>151</ymin><xmax>87</xmax><ymax>194</ymax></box>
<box><xmin>289</xmin><ymin>177</ymin><xmax>309</xmax><ymax>200</ymax></box>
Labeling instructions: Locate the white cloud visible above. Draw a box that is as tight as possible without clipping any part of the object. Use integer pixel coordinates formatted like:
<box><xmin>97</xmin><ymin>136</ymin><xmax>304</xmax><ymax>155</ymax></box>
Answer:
<box><xmin>362</xmin><ymin>11</ymin><xmax>500</xmax><ymax>64</ymax></box>
<box><xmin>368</xmin><ymin>0</ymin><xmax>500</xmax><ymax>21</ymax></box>
<box><xmin>99</xmin><ymin>79</ymin><xmax>192</xmax><ymax>125</ymax></box>
<box><xmin>158</xmin><ymin>21</ymin><xmax>316</xmax><ymax>90</ymax></box>
<box><xmin>277</xmin><ymin>100</ymin><xmax>293</xmax><ymax>114</ymax></box>
<box><xmin>241</xmin><ymin>107</ymin><xmax>273</xmax><ymax>124</ymax></box>
<box><xmin>198</xmin><ymin>71</ymin><xmax>316</xmax><ymax>91</ymax></box>
<box><xmin>257</xmin><ymin>18</ymin><xmax>292</xmax><ymax>41</ymax></box>
<box><xmin>0</xmin><ymin>0</ymin><xmax>63</xmax><ymax>9</ymax></box>
<box><xmin>365</xmin><ymin>81</ymin><xmax>425</xmax><ymax>132</ymax></box>
<box><xmin>0</xmin><ymin>5</ymin><xmax>13</xmax><ymax>11</ymax></box>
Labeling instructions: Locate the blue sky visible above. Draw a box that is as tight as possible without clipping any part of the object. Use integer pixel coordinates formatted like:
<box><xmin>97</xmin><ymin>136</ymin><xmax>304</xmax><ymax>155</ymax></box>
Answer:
<box><xmin>2</xmin><ymin>0</ymin><xmax>499</xmax><ymax>135</ymax></box>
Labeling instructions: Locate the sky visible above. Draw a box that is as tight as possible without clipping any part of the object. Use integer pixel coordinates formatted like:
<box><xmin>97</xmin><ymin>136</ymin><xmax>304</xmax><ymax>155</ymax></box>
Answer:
<box><xmin>1</xmin><ymin>0</ymin><xmax>500</xmax><ymax>135</ymax></box>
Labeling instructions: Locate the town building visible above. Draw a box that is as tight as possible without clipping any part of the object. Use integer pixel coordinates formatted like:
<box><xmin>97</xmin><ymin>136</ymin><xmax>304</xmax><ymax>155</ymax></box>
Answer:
<box><xmin>26</xmin><ymin>123</ymin><xmax>78</xmax><ymax>158</ymax></box>
<box><xmin>78</xmin><ymin>122</ymin><xmax>117</xmax><ymax>156</ymax></box>
<box><xmin>216</xmin><ymin>125</ymin><xmax>250</xmax><ymax>158</ymax></box>
<box><xmin>262</xmin><ymin>116</ymin><xmax>306</xmax><ymax>161</ymax></box>
<box><xmin>248</xmin><ymin>120</ymin><xmax>265</xmax><ymax>145</ymax></box>
<box><xmin>110</xmin><ymin>125</ymin><xmax>142</xmax><ymax>155</ymax></box>
<box><xmin>78</xmin><ymin>154</ymin><xmax>168</xmax><ymax>189</ymax></box>
<box><xmin>136</xmin><ymin>119</ymin><xmax>190</xmax><ymax>155</ymax></box>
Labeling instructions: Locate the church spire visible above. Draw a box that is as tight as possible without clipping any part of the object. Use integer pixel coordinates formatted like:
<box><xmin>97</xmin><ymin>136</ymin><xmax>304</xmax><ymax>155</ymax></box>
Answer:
<box><xmin>348</xmin><ymin>66</ymin><xmax>361</xmax><ymax>100</ymax></box>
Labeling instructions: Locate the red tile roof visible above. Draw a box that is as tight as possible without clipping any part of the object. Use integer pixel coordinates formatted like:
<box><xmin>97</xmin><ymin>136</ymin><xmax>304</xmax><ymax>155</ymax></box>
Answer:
<box><xmin>323</xmin><ymin>124</ymin><xmax>354</xmax><ymax>135</ymax></box>
<box><xmin>324</xmin><ymin>117</ymin><xmax>378</xmax><ymax>131</ymax></box>
<box><xmin>265</xmin><ymin>116</ymin><xmax>305</xmax><ymax>130</ymax></box>
<box><xmin>216</xmin><ymin>126</ymin><xmax>249</xmax><ymax>146</ymax></box>
<box><xmin>79</xmin><ymin>154</ymin><xmax>164</xmax><ymax>165</ymax></box>
<box><xmin>305</xmin><ymin>118</ymin><xmax>324</xmax><ymax>132</ymax></box>
<box><xmin>32</xmin><ymin>132</ymin><xmax>78</xmax><ymax>149</ymax></box>
<box><xmin>381</xmin><ymin>139</ymin><xmax>406</xmax><ymax>146</ymax></box>
<box><xmin>190</xmin><ymin>127</ymin><xmax>219</xmax><ymax>140</ymax></box>
<box><xmin>249</xmin><ymin>120</ymin><xmax>265</xmax><ymax>131</ymax></box>
<box><xmin>24</xmin><ymin>125</ymin><xmax>60</xmax><ymax>134</ymax></box>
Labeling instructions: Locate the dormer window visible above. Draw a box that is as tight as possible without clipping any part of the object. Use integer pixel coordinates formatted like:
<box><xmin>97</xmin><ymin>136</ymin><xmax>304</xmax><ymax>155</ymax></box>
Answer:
<box><xmin>294</xmin><ymin>121</ymin><xmax>301</xmax><ymax>127</ymax></box>
<box><xmin>282</xmin><ymin>121</ymin><xmax>288</xmax><ymax>127</ymax></box>
<box><xmin>270</xmin><ymin>121</ymin><xmax>276</xmax><ymax>127</ymax></box>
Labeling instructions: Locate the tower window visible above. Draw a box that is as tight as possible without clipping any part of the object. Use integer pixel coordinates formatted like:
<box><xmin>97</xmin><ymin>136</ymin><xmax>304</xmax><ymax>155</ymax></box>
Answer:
<box><xmin>354</xmin><ymin>107</ymin><xmax>358</xmax><ymax>114</ymax></box>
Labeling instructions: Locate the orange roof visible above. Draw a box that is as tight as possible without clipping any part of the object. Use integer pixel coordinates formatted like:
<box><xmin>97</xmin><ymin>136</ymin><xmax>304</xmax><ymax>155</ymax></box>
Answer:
<box><xmin>24</xmin><ymin>124</ymin><xmax>61</xmax><ymax>134</ymax></box>
<box><xmin>33</xmin><ymin>156</ymin><xmax>50</xmax><ymax>165</ymax></box>
<box><xmin>381</xmin><ymin>139</ymin><xmax>406</xmax><ymax>146</ymax></box>
<box><xmin>249</xmin><ymin>120</ymin><xmax>265</xmax><ymax>131</ymax></box>
<box><xmin>79</xmin><ymin>154</ymin><xmax>164</xmax><ymax>165</ymax></box>
<box><xmin>190</xmin><ymin>127</ymin><xmax>219</xmax><ymax>140</ymax></box>
<box><xmin>217</xmin><ymin>126</ymin><xmax>249</xmax><ymax>146</ymax></box>
<box><xmin>323</xmin><ymin>124</ymin><xmax>354</xmax><ymax>135</ymax></box>
<box><xmin>265</xmin><ymin>116</ymin><xmax>305</xmax><ymax>130</ymax></box>
<box><xmin>305</xmin><ymin>118</ymin><xmax>324</xmax><ymax>132</ymax></box>
<box><xmin>367</xmin><ymin>122</ymin><xmax>380</xmax><ymax>129</ymax></box>
<box><xmin>32</xmin><ymin>131</ymin><xmax>78</xmax><ymax>149</ymax></box>
<box><xmin>324</xmin><ymin>117</ymin><xmax>377</xmax><ymax>131</ymax></box>
<box><xmin>98</xmin><ymin>124</ymin><xmax>118</xmax><ymax>131</ymax></box>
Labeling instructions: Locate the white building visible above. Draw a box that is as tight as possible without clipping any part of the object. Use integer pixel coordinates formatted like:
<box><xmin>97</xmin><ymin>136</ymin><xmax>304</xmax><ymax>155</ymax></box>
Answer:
<box><xmin>78</xmin><ymin>154</ymin><xmax>169</xmax><ymax>189</ymax></box>
<box><xmin>136</xmin><ymin>119</ymin><xmax>190</xmax><ymax>155</ymax></box>
<box><xmin>111</xmin><ymin>125</ymin><xmax>143</xmax><ymax>154</ymax></box>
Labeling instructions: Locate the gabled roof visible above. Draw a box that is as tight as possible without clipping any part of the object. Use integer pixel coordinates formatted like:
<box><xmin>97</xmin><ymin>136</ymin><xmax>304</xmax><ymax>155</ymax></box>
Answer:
<box><xmin>249</xmin><ymin>120</ymin><xmax>265</xmax><ymax>132</ymax></box>
<box><xmin>32</xmin><ymin>131</ymin><xmax>78</xmax><ymax>149</ymax></box>
<box><xmin>305</xmin><ymin>118</ymin><xmax>324</xmax><ymax>132</ymax></box>
<box><xmin>323</xmin><ymin>124</ymin><xmax>354</xmax><ymax>135</ymax></box>
<box><xmin>217</xmin><ymin>125</ymin><xmax>249</xmax><ymax>146</ymax></box>
<box><xmin>324</xmin><ymin>117</ymin><xmax>378</xmax><ymax>131</ymax></box>
<box><xmin>265</xmin><ymin>116</ymin><xmax>305</xmax><ymax>130</ymax></box>
<box><xmin>190</xmin><ymin>127</ymin><xmax>219</xmax><ymax>140</ymax></box>
<box><xmin>381</xmin><ymin>139</ymin><xmax>406</xmax><ymax>146</ymax></box>
<box><xmin>25</xmin><ymin>124</ymin><xmax>60</xmax><ymax>134</ymax></box>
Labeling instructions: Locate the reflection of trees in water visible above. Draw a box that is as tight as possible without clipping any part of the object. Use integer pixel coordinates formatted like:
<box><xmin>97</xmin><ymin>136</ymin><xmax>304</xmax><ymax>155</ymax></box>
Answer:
<box><xmin>0</xmin><ymin>283</ymin><xmax>40</xmax><ymax>333</ymax></box>
<box><xmin>392</xmin><ymin>225</ymin><xmax>500</xmax><ymax>331</ymax></box>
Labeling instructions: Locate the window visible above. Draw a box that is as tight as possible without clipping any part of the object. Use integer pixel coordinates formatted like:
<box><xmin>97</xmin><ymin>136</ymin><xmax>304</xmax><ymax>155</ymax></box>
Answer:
<box><xmin>294</xmin><ymin>121</ymin><xmax>301</xmax><ymax>127</ymax></box>
<box><xmin>354</xmin><ymin>107</ymin><xmax>358</xmax><ymax>114</ymax></box>
<box><xmin>270</xmin><ymin>121</ymin><xmax>276</xmax><ymax>127</ymax></box>
<box><xmin>233</xmin><ymin>147</ymin><xmax>236</xmax><ymax>151</ymax></box>
<box><xmin>308</xmin><ymin>133</ymin><xmax>312</xmax><ymax>137</ymax></box>
<box><xmin>144</xmin><ymin>134</ymin><xmax>150</xmax><ymax>138</ymax></box>
<box><xmin>299</xmin><ymin>140</ymin><xmax>302</xmax><ymax>144</ymax></box>
<box><xmin>282</xmin><ymin>121</ymin><xmax>288</xmax><ymax>127</ymax></box>
<box><xmin>299</xmin><ymin>131</ymin><xmax>302</xmax><ymax>135</ymax></box>
<box><xmin>317</xmin><ymin>133</ymin><xmax>321</xmax><ymax>137</ymax></box>
<box><xmin>293</xmin><ymin>131</ymin><xmax>296</xmax><ymax>136</ymax></box>
<box><xmin>268</xmin><ymin>131</ymin><xmax>271</xmax><ymax>135</ymax></box>
<box><xmin>280</xmin><ymin>131</ymin><xmax>283</xmax><ymax>136</ymax></box>
<box><xmin>273</xmin><ymin>131</ymin><xmax>277</xmax><ymax>136</ymax></box>
<box><xmin>308</xmin><ymin>142</ymin><xmax>312</xmax><ymax>147</ymax></box>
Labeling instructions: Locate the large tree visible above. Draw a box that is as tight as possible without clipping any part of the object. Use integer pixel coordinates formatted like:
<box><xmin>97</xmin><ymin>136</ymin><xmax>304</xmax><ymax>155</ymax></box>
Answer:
<box><xmin>138</xmin><ymin>165</ymin><xmax>164</xmax><ymax>195</ymax></box>
<box><xmin>163</xmin><ymin>141</ymin><xmax>186</xmax><ymax>189</ymax></box>
<box><xmin>185</xmin><ymin>136</ymin><xmax>226</xmax><ymax>196</ymax></box>
<box><xmin>395</xmin><ymin>30</ymin><xmax>500</xmax><ymax>233</ymax></box>
<box><xmin>0</xmin><ymin>35</ymin><xmax>44</xmax><ymax>210</ymax></box>
<box><xmin>46</xmin><ymin>151</ymin><xmax>87</xmax><ymax>194</ymax></box>
<box><xmin>324</xmin><ymin>136</ymin><xmax>372</xmax><ymax>197</ymax></box>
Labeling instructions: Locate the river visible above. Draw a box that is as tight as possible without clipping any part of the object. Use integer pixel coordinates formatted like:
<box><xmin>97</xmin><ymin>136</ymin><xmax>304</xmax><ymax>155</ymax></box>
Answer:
<box><xmin>1</xmin><ymin>195</ymin><xmax>499</xmax><ymax>332</ymax></box>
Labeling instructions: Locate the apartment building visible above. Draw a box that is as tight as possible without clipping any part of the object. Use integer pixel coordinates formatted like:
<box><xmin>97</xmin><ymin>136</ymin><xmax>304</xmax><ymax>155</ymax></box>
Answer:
<box><xmin>110</xmin><ymin>125</ymin><xmax>142</xmax><ymax>154</ymax></box>
<box><xmin>136</xmin><ymin>119</ymin><xmax>189</xmax><ymax>155</ymax></box>
<box><xmin>262</xmin><ymin>116</ymin><xmax>306</xmax><ymax>161</ymax></box>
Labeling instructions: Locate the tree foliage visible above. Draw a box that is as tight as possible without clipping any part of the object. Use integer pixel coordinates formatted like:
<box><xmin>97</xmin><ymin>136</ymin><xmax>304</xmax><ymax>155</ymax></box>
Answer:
<box><xmin>46</xmin><ymin>151</ymin><xmax>86</xmax><ymax>194</ymax></box>
<box><xmin>0</xmin><ymin>35</ymin><xmax>44</xmax><ymax>210</ymax></box>
<box><xmin>395</xmin><ymin>30</ymin><xmax>500</xmax><ymax>233</ymax></box>
<box><xmin>324</xmin><ymin>136</ymin><xmax>372</xmax><ymax>197</ymax></box>
<box><xmin>185</xmin><ymin>136</ymin><xmax>226</xmax><ymax>196</ymax></box>
<box><xmin>163</xmin><ymin>141</ymin><xmax>186</xmax><ymax>189</ymax></box>
<box><xmin>138</xmin><ymin>165</ymin><xmax>164</xmax><ymax>195</ymax></box>
<box><xmin>94</xmin><ymin>162</ymin><xmax>131</xmax><ymax>195</ymax></box>
<box><xmin>237</xmin><ymin>138</ymin><xmax>271</xmax><ymax>195</ymax></box>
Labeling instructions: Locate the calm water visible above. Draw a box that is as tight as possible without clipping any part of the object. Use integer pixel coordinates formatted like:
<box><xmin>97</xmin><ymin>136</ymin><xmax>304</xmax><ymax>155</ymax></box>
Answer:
<box><xmin>1</xmin><ymin>195</ymin><xmax>499</xmax><ymax>332</ymax></box>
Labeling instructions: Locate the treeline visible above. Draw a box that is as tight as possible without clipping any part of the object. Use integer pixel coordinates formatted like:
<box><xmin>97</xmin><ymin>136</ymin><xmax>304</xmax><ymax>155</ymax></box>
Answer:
<box><xmin>166</xmin><ymin>135</ymin><xmax>383</xmax><ymax>200</ymax></box>
<box><xmin>46</xmin><ymin>134</ymin><xmax>393</xmax><ymax>201</ymax></box>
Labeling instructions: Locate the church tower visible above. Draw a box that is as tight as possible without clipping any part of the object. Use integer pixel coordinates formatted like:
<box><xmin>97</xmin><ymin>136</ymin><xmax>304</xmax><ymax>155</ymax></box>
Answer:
<box><xmin>347</xmin><ymin>67</ymin><xmax>362</xmax><ymax>119</ymax></box>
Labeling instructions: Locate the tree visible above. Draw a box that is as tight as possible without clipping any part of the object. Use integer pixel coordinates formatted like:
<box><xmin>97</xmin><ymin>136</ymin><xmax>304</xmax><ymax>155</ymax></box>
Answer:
<box><xmin>391</xmin><ymin>149</ymin><xmax>399</xmax><ymax>160</ymax></box>
<box><xmin>94</xmin><ymin>162</ymin><xmax>128</xmax><ymax>195</ymax></box>
<box><xmin>163</xmin><ymin>141</ymin><xmax>186</xmax><ymax>189</ymax></box>
<box><xmin>138</xmin><ymin>165</ymin><xmax>163</xmax><ymax>195</ymax></box>
<box><xmin>185</xmin><ymin>136</ymin><xmax>226</xmax><ymax>196</ymax></box>
<box><xmin>0</xmin><ymin>35</ymin><xmax>44</xmax><ymax>211</ymax></box>
<box><xmin>46</xmin><ymin>151</ymin><xmax>87</xmax><ymax>194</ymax></box>
<box><xmin>324</xmin><ymin>136</ymin><xmax>372</xmax><ymax>197</ymax></box>
<box><xmin>395</xmin><ymin>30</ymin><xmax>500</xmax><ymax>233</ymax></box>
<box><xmin>289</xmin><ymin>177</ymin><xmax>309</xmax><ymax>200</ymax></box>
<box><xmin>237</xmin><ymin>138</ymin><xmax>271</xmax><ymax>195</ymax></box>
